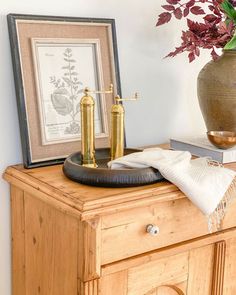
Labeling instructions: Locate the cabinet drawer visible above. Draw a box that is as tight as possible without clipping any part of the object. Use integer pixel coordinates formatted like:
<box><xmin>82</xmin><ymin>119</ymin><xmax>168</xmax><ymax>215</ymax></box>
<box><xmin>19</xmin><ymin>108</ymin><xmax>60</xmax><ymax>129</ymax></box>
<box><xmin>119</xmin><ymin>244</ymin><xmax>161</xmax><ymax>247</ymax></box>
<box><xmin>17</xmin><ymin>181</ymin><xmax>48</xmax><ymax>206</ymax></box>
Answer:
<box><xmin>101</xmin><ymin>194</ymin><xmax>236</xmax><ymax>264</ymax></box>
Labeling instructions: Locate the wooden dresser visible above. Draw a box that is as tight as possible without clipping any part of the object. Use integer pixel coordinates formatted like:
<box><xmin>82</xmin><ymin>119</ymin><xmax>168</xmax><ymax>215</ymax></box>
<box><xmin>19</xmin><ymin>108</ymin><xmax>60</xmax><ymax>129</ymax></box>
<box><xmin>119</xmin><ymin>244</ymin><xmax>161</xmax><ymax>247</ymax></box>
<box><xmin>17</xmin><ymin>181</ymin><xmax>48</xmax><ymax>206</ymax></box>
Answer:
<box><xmin>3</xmin><ymin>163</ymin><xmax>236</xmax><ymax>295</ymax></box>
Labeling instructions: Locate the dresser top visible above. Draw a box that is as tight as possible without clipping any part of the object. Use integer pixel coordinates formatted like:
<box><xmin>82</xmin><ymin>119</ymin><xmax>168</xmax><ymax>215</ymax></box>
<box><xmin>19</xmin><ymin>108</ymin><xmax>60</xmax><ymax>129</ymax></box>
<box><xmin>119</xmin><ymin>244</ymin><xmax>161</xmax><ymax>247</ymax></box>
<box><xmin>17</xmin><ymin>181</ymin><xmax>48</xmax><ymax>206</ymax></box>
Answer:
<box><xmin>4</xmin><ymin>153</ymin><xmax>236</xmax><ymax>219</ymax></box>
<box><xmin>4</xmin><ymin>162</ymin><xmax>181</xmax><ymax>217</ymax></box>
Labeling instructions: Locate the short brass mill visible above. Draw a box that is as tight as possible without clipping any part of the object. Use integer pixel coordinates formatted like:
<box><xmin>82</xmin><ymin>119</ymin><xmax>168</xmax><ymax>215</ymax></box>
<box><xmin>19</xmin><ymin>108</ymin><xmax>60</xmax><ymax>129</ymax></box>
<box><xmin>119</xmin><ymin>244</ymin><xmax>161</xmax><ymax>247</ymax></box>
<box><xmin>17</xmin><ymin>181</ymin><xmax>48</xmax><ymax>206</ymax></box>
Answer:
<box><xmin>110</xmin><ymin>93</ymin><xmax>138</xmax><ymax>161</ymax></box>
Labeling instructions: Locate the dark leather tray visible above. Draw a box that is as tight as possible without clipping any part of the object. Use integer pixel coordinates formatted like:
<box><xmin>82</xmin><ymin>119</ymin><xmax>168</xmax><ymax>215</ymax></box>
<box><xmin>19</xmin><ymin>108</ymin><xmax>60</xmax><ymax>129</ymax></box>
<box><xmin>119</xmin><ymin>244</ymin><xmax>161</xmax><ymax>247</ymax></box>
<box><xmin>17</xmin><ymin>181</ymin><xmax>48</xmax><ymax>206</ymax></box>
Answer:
<box><xmin>63</xmin><ymin>148</ymin><xmax>164</xmax><ymax>187</ymax></box>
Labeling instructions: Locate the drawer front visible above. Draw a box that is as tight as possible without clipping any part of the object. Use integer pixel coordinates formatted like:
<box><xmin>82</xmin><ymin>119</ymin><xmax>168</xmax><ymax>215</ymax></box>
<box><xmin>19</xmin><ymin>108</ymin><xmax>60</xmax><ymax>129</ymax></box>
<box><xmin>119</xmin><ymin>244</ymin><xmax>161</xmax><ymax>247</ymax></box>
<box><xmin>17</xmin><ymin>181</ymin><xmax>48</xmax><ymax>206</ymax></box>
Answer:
<box><xmin>101</xmin><ymin>195</ymin><xmax>236</xmax><ymax>264</ymax></box>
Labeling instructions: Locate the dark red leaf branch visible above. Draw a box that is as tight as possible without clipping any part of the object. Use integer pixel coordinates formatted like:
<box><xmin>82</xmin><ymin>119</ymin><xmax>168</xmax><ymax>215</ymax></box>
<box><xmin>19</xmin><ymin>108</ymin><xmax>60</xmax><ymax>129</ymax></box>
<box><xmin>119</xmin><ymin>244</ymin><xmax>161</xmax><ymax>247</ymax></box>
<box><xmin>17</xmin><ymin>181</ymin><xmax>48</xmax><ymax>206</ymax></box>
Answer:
<box><xmin>157</xmin><ymin>0</ymin><xmax>236</xmax><ymax>61</ymax></box>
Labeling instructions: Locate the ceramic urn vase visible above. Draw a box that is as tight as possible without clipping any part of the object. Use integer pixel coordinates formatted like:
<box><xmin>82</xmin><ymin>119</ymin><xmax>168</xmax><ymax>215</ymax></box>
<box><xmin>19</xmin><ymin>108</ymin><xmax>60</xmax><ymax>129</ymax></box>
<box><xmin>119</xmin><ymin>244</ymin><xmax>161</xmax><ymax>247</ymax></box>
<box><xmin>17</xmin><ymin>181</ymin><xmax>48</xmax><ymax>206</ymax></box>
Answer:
<box><xmin>198</xmin><ymin>50</ymin><xmax>236</xmax><ymax>132</ymax></box>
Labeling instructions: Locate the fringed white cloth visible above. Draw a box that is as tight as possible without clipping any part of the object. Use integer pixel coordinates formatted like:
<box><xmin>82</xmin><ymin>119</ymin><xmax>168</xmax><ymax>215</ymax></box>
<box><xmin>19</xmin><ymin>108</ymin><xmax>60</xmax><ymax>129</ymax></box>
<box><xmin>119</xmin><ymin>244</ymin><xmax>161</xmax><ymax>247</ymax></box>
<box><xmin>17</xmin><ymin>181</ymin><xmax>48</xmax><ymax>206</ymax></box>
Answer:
<box><xmin>108</xmin><ymin>148</ymin><xmax>236</xmax><ymax>232</ymax></box>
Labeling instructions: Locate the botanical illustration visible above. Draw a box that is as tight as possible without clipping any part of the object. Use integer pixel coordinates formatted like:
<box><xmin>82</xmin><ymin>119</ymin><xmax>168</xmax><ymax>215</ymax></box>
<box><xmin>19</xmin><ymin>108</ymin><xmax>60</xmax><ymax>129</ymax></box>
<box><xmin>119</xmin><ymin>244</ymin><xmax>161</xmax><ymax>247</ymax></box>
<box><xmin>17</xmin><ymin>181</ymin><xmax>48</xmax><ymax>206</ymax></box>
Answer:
<box><xmin>32</xmin><ymin>39</ymin><xmax>104</xmax><ymax>145</ymax></box>
<box><xmin>50</xmin><ymin>48</ymin><xmax>83</xmax><ymax>135</ymax></box>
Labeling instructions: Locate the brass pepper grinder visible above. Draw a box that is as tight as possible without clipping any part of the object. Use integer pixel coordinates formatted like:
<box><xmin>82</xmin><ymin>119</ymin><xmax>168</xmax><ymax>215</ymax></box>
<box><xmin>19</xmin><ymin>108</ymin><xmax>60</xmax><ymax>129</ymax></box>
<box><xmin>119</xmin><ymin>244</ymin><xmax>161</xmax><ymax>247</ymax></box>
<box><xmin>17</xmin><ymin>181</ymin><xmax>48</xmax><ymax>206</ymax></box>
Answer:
<box><xmin>80</xmin><ymin>84</ymin><xmax>113</xmax><ymax>168</ymax></box>
<box><xmin>110</xmin><ymin>93</ymin><xmax>138</xmax><ymax>161</ymax></box>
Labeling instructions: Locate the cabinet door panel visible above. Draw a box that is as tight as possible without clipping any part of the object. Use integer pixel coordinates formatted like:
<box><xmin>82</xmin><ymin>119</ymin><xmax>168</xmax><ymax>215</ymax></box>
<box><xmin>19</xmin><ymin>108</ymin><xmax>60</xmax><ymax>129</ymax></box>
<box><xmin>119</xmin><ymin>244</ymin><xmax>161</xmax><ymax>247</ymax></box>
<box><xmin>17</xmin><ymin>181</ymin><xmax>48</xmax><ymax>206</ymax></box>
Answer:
<box><xmin>187</xmin><ymin>244</ymin><xmax>214</xmax><ymax>295</ymax></box>
<box><xmin>99</xmin><ymin>271</ymin><xmax>128</xmax><ymax>295</ymax></box>
<box><xmin>127</xmin><ymin>252</ymin><xmax>188</xmax><ymax>295</ymax></box>
<box><xmin>223</xmin><ymin>238</ymin><xmax>236</xmax><ymax>294</ymax></box>
<box><xmin>142</xmin><ymin>282</ymin><xmax>186</xmax><ymax>295</ymax></box>
<box><xmin>101</xmin><ymin>244</ymin><xmax>217</xmax><ymax>295</ymax></box>
<box><xmin>101</xmin><ymin>238</ymin><xmax>236</xmax><ymax>295</ymax></box>
<box><xmin>157</xmin><ymin>284</ymin><xmax>185</xmax><ymax>295</ymax></box>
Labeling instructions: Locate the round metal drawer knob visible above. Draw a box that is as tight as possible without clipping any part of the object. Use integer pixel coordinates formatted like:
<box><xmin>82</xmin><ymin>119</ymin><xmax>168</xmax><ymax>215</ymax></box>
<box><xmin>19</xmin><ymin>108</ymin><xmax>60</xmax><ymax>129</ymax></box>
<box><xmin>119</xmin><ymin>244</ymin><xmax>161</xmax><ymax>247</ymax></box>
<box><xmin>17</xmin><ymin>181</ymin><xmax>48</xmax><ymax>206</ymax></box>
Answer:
<box><xmin>146</xmin><ymin>224</ymin><xmax>160</xmax><ymax>236</ymax></box>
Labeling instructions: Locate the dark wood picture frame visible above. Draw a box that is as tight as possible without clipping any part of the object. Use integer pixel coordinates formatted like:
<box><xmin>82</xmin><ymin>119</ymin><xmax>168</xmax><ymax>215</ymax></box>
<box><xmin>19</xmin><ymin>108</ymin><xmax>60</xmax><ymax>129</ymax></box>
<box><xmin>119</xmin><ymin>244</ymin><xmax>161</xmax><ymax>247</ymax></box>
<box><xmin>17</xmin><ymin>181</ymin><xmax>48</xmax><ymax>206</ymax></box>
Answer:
<box><xmin>7</xmin><ymin>13</ymin><xmax>122</xmax><ymax>168</ymax></box>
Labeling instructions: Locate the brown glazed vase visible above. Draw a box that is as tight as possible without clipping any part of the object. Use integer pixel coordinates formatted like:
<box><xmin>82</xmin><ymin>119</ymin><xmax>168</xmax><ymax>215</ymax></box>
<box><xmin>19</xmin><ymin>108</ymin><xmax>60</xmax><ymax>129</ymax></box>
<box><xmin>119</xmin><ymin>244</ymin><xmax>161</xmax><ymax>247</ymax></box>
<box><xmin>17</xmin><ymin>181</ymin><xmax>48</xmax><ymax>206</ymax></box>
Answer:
<box><xmin>198</xmin><ymin>50</ymin><xmax>236</xmax><ymax>132</ymax></box>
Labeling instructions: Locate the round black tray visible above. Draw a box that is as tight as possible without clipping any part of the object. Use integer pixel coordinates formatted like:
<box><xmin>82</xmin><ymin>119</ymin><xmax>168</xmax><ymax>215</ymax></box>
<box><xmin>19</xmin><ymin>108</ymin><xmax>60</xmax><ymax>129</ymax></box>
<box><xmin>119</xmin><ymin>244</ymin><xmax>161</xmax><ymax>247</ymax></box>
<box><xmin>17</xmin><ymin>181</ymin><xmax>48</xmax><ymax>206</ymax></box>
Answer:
<box><xmin>63</xmin><ymin>148</ymin><xmax>164</xmax><ymax>188</ymax></box>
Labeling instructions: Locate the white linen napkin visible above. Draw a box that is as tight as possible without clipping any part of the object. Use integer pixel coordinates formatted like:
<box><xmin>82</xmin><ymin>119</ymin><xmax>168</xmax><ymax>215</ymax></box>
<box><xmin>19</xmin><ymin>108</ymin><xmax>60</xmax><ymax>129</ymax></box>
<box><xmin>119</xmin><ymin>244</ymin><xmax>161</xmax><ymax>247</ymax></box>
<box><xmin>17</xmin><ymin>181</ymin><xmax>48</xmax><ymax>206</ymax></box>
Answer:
<box><xmin>108</xmin><ymin>148</ymin><xmax>236</xmax><ymax>231</ymax></box>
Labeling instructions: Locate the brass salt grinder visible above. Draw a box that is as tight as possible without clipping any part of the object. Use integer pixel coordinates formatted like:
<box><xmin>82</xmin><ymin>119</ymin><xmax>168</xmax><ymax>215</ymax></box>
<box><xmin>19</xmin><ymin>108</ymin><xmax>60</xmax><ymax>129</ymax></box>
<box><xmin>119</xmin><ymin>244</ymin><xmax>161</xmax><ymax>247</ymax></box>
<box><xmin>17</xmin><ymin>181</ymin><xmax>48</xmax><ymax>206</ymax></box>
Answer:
<box><xmin>110</xmin><ymin>93</ymin><xmax>138</xmax><ymax>160</ymax></box>
<box><xmin>80</xmin><ymin>84</ymin><xmax>113</xmax><ymax>168</ymax></box>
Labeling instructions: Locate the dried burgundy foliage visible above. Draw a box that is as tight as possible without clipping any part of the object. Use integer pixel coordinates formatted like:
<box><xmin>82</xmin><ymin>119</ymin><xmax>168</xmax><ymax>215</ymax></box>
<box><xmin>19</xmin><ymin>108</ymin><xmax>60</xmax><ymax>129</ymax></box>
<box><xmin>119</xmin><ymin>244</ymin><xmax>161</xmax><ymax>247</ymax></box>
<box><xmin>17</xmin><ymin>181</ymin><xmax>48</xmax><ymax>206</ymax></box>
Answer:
<box><xmin>230</xmin><ymin>0</ymin><xmax>236</xmax><ymax>6</ymax></box>
<box><xmin>156</xmin><ymin>0</ymin><xmax>236</xmax><ymax>62</ymax></box>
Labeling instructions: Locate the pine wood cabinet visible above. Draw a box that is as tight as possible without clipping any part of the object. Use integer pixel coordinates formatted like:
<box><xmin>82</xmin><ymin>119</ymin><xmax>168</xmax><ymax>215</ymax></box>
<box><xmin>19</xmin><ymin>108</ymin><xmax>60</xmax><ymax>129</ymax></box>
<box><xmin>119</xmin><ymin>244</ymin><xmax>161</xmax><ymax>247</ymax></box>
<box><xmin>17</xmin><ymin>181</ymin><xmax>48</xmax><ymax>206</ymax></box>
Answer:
<box><xmin>3</xmin><ymin>163</ymin><xmax>236</xmax><ymax>295</ymax></box>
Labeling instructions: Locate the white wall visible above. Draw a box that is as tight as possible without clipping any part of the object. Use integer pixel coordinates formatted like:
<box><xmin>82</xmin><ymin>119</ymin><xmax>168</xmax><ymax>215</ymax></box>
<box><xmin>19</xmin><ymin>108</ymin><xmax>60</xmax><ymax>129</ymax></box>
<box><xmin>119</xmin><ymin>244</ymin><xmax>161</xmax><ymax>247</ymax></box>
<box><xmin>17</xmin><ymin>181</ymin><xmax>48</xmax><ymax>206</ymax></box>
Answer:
<box><xmin>0</xmin><ymin>0</ymin><xmax>209</xmax><ymax>294</ymax></box>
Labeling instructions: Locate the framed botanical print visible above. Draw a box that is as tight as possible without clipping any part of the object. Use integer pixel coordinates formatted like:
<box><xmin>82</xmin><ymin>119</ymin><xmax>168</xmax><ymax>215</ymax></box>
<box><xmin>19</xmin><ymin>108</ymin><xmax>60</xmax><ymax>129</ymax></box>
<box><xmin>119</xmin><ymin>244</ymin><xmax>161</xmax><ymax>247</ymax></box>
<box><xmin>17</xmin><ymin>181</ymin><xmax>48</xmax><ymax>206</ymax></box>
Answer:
<box><xmin>8</xmin><ymin>14</ymin><xmax>121</xmax><ymax>168</ymax></box>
